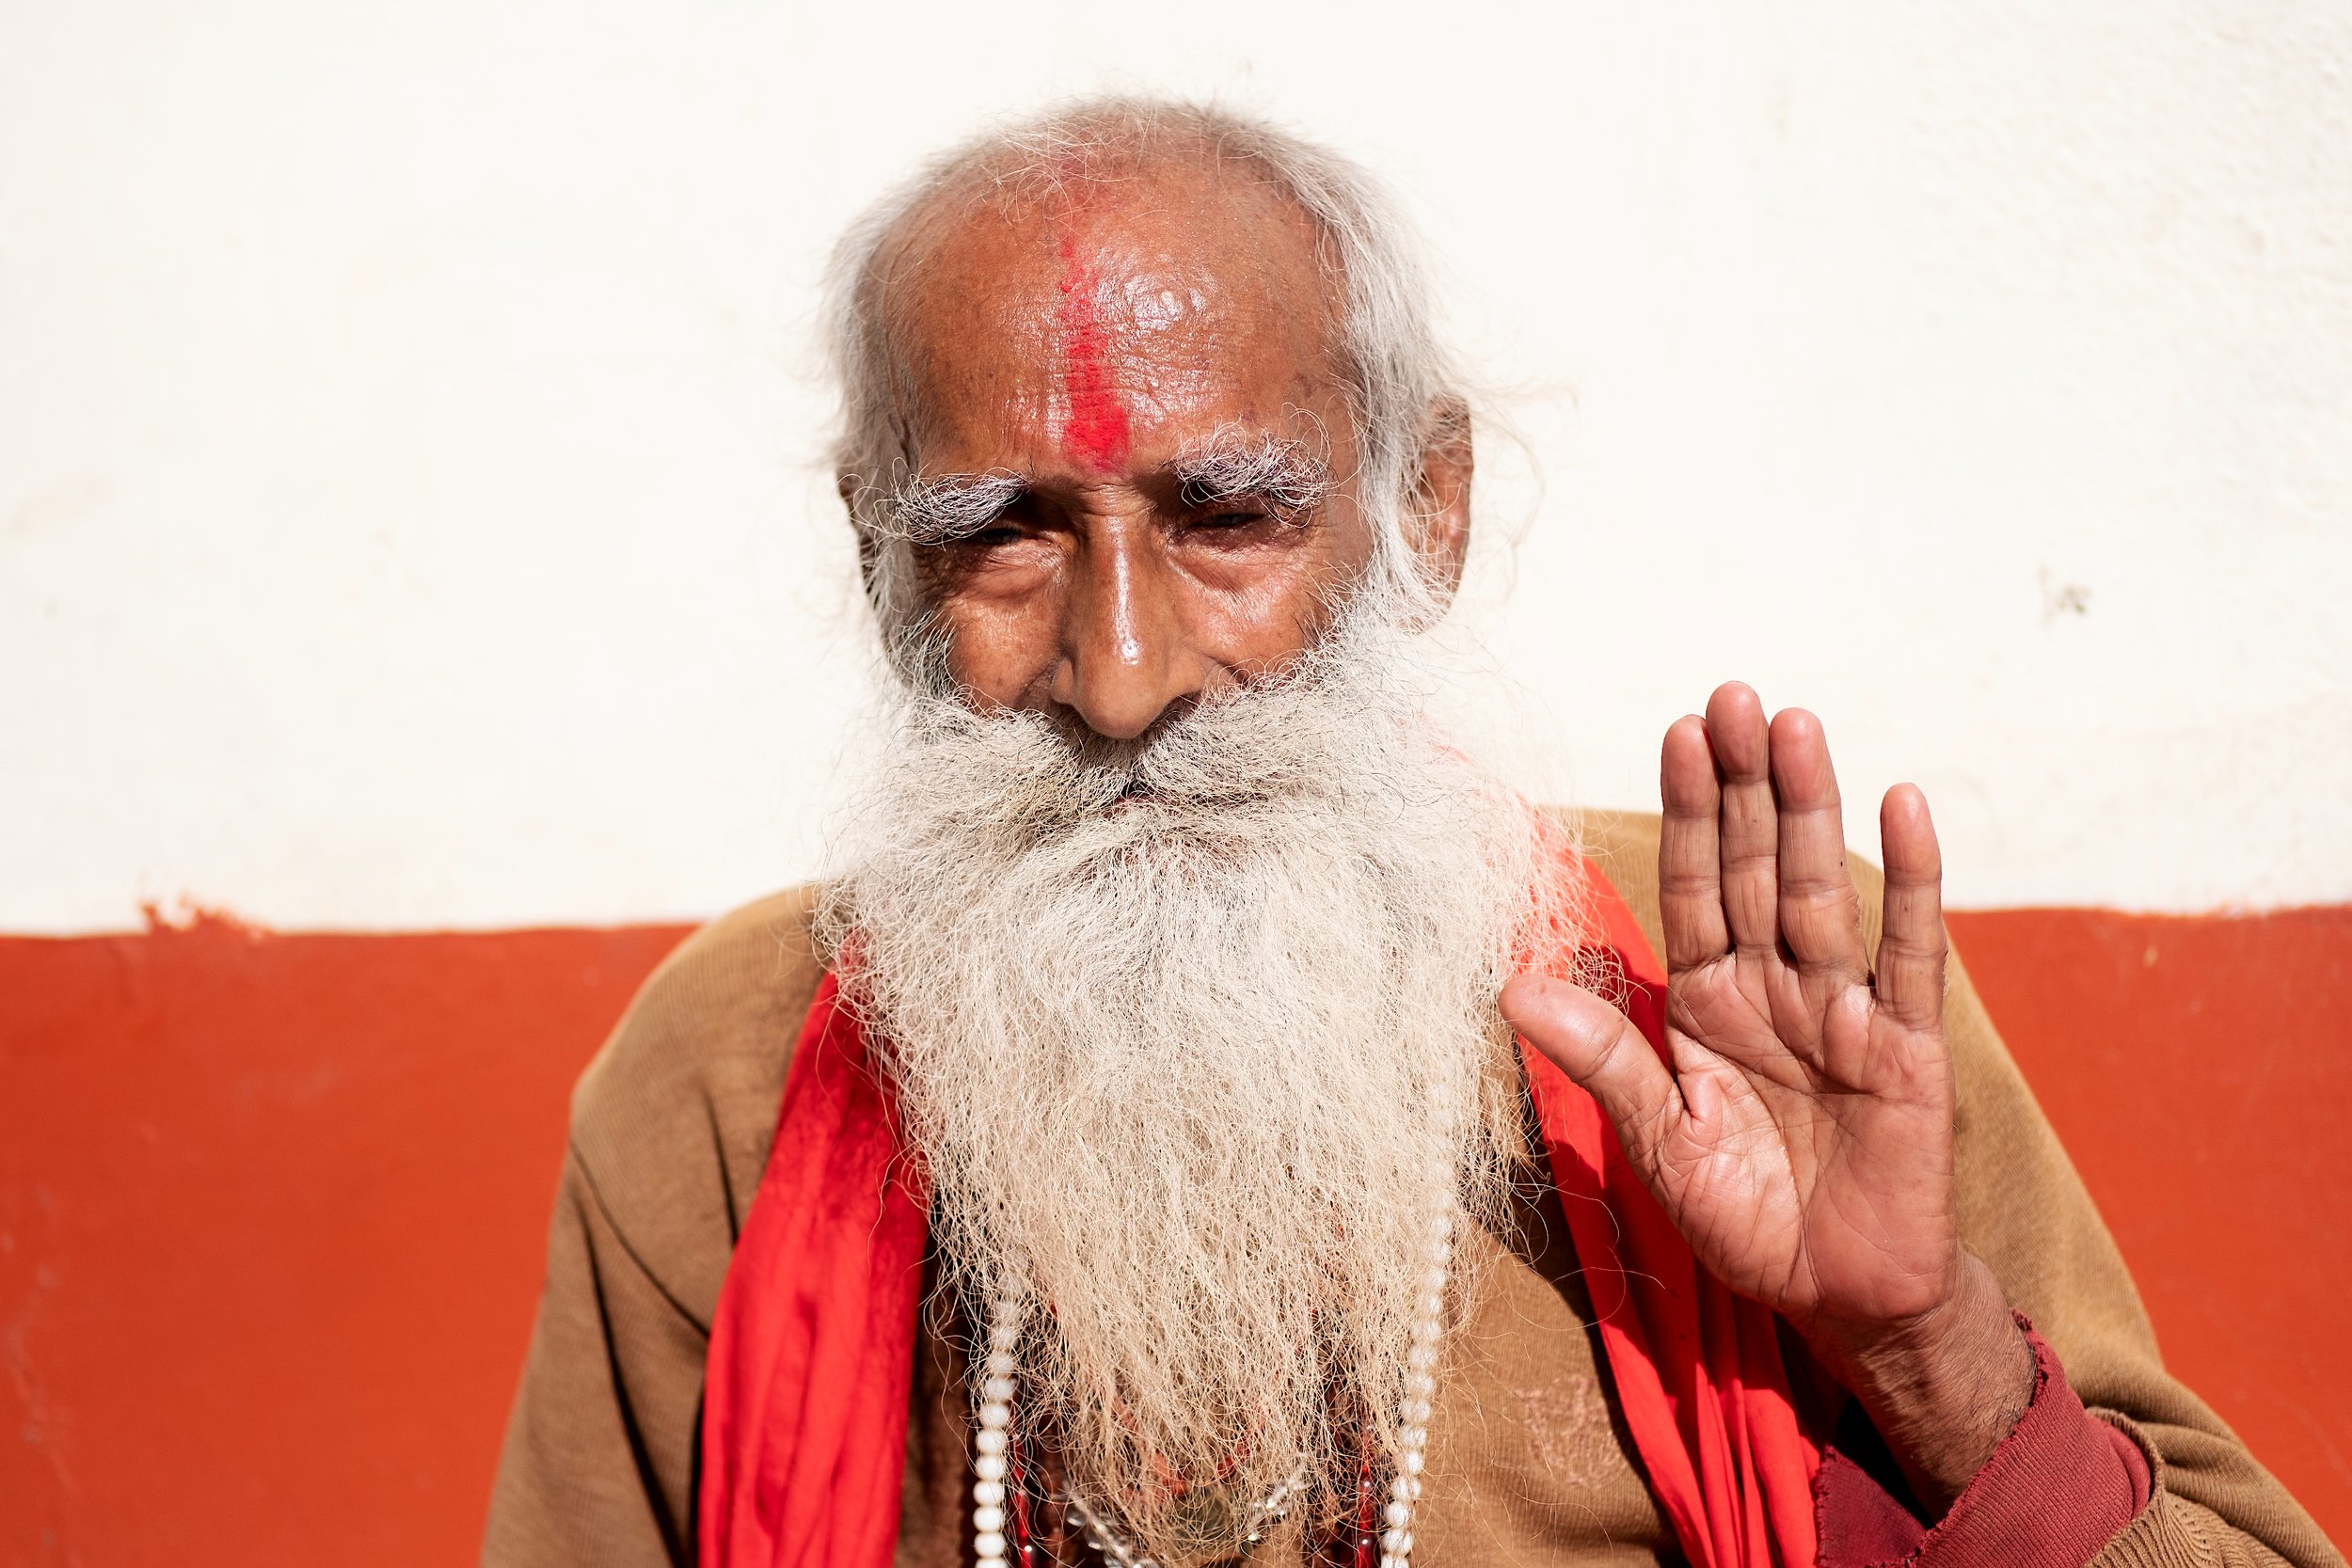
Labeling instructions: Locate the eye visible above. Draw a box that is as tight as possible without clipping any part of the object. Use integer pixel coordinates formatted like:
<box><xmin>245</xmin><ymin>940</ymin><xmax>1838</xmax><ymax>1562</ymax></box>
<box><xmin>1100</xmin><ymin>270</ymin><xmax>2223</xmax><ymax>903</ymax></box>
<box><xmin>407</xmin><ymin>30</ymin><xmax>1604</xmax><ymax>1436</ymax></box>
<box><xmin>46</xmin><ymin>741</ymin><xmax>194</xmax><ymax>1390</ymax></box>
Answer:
<box><xmin>1195</xmin><ymin>509</ymin><xmax>1266</xmax><ymax>531</ymax></box>
<box><xmin>934</xmin><ymin>517</ymin><xmax>1031</xmax><ymax>551</ymax></box>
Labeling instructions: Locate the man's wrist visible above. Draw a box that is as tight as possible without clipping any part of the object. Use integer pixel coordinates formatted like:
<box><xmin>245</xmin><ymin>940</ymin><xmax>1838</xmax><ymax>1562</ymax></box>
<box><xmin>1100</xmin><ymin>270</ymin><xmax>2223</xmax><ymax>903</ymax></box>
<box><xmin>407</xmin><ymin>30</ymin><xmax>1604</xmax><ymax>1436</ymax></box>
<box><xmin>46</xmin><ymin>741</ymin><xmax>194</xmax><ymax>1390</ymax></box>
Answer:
<box><xmin>1804</xmin><ymin>1252</ymin><xmax>2037</xmax><ymax>1512</ymax></box>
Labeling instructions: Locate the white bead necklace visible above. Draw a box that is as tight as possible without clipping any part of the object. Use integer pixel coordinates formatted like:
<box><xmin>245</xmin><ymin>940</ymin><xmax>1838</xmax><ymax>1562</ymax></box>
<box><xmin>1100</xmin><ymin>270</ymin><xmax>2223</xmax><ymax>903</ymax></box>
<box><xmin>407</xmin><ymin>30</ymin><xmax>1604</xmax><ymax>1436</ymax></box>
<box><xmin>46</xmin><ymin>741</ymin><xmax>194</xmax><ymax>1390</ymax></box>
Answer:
<box><xmin>1383</xmin><ymin>1203</ymin><xmax>1454</xmax><ymax>1568</ymax></box>
<box><xmin>971</xmin><ymin>1198</ymin><xmax>1454</xmax><ymax>1568</ymax></box>
<box><xmin>970</xmin><ymin>1291</ymin><xmax>1021</xmax><ymax>1568</ymax></box>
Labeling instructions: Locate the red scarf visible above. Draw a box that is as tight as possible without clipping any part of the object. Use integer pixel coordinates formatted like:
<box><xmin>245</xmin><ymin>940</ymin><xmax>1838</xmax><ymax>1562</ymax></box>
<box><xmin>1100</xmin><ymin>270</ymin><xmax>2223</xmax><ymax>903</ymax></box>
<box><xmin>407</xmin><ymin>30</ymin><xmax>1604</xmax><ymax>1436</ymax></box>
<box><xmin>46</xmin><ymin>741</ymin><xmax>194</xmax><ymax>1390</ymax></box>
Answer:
<box><xmin>699</xmin><ymin>852</ymin><xmax>1822</xmax><ymax>1568</ymax></box>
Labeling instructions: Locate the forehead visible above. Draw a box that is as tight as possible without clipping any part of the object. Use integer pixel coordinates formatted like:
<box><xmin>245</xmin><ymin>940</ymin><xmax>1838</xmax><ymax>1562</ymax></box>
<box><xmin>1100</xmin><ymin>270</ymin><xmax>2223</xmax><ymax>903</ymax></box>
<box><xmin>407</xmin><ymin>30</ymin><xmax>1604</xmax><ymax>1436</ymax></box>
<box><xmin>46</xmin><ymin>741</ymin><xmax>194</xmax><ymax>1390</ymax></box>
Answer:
<box><xmin>879</xmin><ymin>161</ymin><xmax>1349</xmax><ymax>471</ymax></box>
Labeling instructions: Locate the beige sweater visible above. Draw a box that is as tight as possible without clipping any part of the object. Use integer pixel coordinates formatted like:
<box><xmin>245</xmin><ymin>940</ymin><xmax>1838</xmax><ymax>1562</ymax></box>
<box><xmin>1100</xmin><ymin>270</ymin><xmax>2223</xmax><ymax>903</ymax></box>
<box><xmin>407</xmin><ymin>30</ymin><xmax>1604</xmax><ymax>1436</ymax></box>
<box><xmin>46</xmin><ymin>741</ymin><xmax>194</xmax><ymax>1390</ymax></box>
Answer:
<box><xmin>482</xmin><ymin>811</ymin><xmax>2341</xmax><ymax>1567</ymax></box>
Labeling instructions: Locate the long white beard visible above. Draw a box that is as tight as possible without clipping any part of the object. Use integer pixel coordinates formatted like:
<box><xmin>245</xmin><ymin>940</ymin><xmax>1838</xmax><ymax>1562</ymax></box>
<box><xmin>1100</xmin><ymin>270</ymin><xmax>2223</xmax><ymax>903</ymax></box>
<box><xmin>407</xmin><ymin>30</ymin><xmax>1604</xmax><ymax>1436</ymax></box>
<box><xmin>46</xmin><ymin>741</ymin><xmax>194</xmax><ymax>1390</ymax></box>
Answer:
<box><xmin>819</xmin><ymin>621</ymin><xmax>1543</xmax><ymax>1561</ymax></box>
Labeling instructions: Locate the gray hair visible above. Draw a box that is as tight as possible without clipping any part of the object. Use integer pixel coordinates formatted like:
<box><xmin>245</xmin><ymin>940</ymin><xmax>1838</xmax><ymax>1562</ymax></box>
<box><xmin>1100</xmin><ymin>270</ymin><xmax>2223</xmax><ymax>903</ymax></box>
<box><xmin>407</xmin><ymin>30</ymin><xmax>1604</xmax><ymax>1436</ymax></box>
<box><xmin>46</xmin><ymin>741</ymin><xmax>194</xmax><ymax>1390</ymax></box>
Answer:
<box><xmin>822</xmin><ymin>97</ymin><xmax>1470</xmax><ymax>657</ymax></box>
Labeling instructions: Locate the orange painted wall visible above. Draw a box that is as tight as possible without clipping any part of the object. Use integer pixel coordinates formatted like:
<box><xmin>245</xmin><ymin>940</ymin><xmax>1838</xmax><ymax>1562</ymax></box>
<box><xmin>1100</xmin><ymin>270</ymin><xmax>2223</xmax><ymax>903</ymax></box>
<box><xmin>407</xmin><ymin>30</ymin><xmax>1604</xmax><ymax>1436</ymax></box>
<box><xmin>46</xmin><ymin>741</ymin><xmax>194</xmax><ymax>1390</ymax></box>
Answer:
<box><xmin>2</xmin><ymin>906</ymin><xmax>2345</xmax><ymax>1560</ymax></box>
<box><xmin>1944</xmin><ymin>904</ymin><xmax>2352</xmax><ymax>1544</ymax></box>
<box><xmin>0</xmin><ymin>916</ymin><xmax>692</xmax><ymax>1564</ymax></box>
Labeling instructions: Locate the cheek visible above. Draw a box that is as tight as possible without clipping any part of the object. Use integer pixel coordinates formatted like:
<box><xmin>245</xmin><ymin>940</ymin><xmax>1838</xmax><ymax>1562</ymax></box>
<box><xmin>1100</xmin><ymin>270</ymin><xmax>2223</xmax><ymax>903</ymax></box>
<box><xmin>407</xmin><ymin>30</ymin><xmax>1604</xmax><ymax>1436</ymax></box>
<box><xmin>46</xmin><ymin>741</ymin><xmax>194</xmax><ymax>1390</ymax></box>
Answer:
<box><xmin>1163</xmin><ymin>540</ymin><xmax>1326</xmax><ymax>640</ymax></box>
<box><xmin>1158</xmin><ymin>527</ymin><xmax>1371</xmax><ymax>670</ymax></box>
<box><xmin>1171</xmin><ymin>500</ymin><xmax>1379</xmax><ymax>640</ymax></box>
<box><xmin>931</xmin><ymin>564</ymin><xmax>1065</xmax><ymax>705</ymax></box>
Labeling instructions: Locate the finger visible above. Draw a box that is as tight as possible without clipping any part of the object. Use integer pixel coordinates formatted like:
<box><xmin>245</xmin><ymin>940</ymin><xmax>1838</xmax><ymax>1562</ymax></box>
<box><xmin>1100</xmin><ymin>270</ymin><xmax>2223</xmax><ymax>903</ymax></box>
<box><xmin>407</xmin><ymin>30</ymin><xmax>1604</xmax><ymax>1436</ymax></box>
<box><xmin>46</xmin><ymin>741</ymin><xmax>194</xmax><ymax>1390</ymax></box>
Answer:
<box><xmin>1501</xmin><ymin>974</ymin><xmax>1683</xmax><ymax>1161</ymax></box>
<box><xmin>1659</xmin><ymin>714</ymin><xmax>1730</xmax><ymax>969</ymax></box>
<box><xmin>1768</xmin><ymin>707</ymin><xmax>1868</xmax><ymax>983</ymax></box>
<box><xmin>1875</xmin><ymin>784</ymin><xmax>1947</xmax><ymax>1031</ymax></box>
<box><xmin>1705</xmin><ymin>682</ymin><xmax>1779</xmax><ymax>955</ymax></box>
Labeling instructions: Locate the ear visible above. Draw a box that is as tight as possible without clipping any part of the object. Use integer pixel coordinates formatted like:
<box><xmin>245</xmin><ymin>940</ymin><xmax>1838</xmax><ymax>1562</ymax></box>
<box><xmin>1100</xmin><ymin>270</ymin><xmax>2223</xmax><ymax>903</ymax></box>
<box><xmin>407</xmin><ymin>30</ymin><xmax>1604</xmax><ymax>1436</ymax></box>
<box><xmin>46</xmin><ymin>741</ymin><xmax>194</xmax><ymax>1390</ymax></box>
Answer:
<box><xmin>1403</xmin><ymin>398</ymin><xmax>1474</xmax><ymax>610</ymax></box>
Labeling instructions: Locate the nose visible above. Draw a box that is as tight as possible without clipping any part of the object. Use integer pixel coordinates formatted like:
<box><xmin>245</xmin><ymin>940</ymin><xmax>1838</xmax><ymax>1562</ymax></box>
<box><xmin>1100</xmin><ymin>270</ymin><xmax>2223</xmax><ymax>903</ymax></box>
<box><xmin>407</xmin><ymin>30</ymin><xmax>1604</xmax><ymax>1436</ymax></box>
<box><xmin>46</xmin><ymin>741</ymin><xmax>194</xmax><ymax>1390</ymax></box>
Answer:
<box><xmin>1048</xmin><ymin>516</ymin><xmax>1206</xmax><ymax>741</ymax></box>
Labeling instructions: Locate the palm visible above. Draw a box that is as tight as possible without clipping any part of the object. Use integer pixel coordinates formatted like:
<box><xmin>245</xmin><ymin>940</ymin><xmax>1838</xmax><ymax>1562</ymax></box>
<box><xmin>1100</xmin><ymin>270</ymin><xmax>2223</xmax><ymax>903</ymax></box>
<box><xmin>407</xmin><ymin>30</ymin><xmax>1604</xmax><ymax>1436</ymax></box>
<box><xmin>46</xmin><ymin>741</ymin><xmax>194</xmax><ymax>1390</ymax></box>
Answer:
<box><xmin>1504</xmin><ymin>683</ymin><xmax>1959</xmax><ymax>1333</ymax></box>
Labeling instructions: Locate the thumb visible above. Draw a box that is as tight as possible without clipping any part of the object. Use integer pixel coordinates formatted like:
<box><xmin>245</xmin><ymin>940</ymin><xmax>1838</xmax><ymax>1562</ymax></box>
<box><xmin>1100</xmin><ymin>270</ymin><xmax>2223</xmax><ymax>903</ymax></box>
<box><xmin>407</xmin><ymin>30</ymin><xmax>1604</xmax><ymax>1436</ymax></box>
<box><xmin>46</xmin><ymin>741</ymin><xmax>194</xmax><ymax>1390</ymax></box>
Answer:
<box><xmin>1500</xmin><ymin>974</ymin><xmax>1684</xmax><ymax>1159</ymax></box>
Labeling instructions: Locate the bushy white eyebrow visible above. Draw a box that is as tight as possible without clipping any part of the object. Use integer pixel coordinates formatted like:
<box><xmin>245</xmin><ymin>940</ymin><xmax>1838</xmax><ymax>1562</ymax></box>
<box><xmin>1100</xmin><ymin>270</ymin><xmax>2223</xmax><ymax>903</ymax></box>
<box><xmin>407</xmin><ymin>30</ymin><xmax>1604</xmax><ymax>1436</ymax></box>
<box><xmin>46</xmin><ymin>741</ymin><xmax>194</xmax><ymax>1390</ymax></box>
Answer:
<box><xmin>870</xmin><ymin>434</ymin><xmax>1328</xmax><ymax>547</ymax></box>
<box><xmin>875</xmin><ymin>470</ymin><xmax>1028</xmax><ymax>546</ymax></box>
<box><xmin>1169</xmin><ymin>433</ymin><xmax>1332</xmax><ymax>516</ymax></box>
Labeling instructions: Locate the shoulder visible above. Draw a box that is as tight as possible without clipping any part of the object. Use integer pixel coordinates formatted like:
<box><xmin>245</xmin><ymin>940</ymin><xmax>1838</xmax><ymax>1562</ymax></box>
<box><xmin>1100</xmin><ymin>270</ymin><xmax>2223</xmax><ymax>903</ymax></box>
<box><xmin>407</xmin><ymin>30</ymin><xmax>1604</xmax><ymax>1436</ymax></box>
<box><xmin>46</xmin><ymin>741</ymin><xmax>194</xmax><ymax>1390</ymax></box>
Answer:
<box><xmin>564</xmin><ymin>886</ymin><xmax>829</xmax><ymax>1325</ymax></box>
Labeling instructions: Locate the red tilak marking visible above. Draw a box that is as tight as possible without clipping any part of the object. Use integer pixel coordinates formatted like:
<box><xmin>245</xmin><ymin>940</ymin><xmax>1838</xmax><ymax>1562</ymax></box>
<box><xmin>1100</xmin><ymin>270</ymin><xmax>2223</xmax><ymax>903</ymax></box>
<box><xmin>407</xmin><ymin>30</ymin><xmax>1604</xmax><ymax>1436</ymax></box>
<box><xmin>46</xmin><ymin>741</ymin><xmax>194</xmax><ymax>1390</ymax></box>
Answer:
<box><xmin>1055</xmin><ymin>236</ymin><xmax>1132</xmax><ymax>469</ymax></box>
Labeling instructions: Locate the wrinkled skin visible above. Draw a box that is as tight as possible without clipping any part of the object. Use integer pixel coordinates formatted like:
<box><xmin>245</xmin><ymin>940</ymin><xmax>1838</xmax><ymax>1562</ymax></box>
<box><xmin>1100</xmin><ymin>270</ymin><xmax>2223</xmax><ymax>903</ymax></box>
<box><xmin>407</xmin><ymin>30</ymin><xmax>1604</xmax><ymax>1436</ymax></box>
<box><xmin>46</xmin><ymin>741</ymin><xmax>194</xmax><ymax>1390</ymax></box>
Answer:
<box><xmin>858</xmin><ymin>157</ymin><xmax>2032</xmax><ymax>1509</ymax></box>
<box><xmin>869</xmin><ymin>160</ymin><xmax>1468</xmax><ymax>736</ymax></box>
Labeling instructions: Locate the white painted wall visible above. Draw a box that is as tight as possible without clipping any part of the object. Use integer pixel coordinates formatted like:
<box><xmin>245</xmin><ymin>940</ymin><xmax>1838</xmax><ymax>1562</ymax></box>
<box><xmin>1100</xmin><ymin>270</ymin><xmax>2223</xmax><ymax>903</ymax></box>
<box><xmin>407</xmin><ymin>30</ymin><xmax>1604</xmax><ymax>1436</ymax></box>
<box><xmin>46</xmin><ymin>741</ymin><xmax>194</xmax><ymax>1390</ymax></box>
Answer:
<box><xmin>4</xmin><ymin>0</ymin><xmax>2347</xmax><ymax>932</ymax></box>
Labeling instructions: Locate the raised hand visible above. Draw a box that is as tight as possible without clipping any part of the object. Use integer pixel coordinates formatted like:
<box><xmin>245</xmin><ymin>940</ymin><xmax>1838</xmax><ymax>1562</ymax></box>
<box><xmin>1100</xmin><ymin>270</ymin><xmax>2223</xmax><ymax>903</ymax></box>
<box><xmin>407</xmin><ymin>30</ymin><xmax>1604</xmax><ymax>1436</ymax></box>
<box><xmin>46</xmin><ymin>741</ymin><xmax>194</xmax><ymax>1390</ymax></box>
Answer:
<box><xmin>1502</xmin><ymin>682</ymin><xmax>2031</xmax><ymax>1501</ymax></box>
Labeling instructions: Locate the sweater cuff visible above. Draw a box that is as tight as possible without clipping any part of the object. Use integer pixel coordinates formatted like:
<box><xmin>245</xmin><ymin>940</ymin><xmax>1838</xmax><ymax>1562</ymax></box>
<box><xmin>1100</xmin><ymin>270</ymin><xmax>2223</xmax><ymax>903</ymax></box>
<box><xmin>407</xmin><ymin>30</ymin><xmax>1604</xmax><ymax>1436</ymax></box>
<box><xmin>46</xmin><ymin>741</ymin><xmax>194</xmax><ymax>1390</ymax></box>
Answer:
<box><xmin>1817</xmin><ymin>1315</ymin><xmax>2153</xmax><ymax>1568</ymax></box>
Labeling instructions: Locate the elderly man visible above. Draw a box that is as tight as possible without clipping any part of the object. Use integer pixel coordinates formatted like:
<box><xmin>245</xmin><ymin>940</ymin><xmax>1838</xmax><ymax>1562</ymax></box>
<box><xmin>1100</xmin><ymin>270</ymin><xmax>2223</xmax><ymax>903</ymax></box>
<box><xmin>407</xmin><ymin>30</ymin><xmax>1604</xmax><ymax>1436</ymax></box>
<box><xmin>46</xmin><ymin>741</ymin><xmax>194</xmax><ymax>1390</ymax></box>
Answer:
<box><xmin>483</xmin><ymin>101</ymin><xmax>2338</xmax><ymax>1568</ymax></box>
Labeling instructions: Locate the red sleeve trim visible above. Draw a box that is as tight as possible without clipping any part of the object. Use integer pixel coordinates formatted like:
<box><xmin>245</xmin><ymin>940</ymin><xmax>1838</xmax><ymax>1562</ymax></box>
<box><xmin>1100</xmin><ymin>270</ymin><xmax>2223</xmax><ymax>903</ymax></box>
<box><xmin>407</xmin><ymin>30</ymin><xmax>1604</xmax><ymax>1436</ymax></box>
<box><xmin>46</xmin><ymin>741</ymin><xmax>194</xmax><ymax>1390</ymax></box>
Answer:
<box><xmin>1816</xmin><ymin>1315</ymin><xmax>2152</xmax><ymax>1568</ymax></box>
